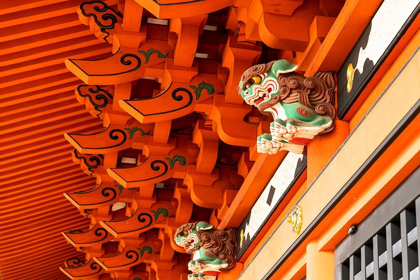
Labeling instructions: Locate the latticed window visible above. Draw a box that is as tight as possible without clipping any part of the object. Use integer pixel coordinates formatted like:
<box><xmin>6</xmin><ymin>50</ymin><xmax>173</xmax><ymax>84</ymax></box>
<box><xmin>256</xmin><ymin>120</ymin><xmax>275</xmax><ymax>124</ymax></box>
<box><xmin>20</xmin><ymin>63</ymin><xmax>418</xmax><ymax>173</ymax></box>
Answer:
<box><xmin>335</xmin><ymin>168</ymin><xmax>420</xmax><ymax>280</ymax></box>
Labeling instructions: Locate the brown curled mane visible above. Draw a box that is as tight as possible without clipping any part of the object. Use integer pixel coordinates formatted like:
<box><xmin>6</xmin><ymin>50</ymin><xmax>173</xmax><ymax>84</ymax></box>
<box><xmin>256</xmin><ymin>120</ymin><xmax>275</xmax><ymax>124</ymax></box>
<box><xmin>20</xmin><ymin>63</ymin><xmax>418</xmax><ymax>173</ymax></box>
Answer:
<box><xmin>197</xmin><ymin>227</ymin><xmax>237</xmax><ymax>271</ymax></box>
<box><xmin>240</xmin><ymin>61</ymin><xmax>336</xmax><ymax>133</ymax></box>
<box><xmin>175</xmin><ymin>222</ymin><xmax>198</xmax><ymax>237</ymax></box>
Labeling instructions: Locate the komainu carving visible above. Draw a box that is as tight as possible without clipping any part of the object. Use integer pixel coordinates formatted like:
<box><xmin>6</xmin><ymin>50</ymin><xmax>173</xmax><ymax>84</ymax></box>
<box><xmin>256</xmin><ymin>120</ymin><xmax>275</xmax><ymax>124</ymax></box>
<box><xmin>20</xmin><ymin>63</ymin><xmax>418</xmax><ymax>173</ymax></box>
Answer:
<box><xmin>238</xmin><ymin>60</ymin><xmax>336</xmax><ymax>154</ymax></box>
<box><xmin>174</xmin><ymin>222</ymin><xmax>236</xmax><ymax>280</ymax></box>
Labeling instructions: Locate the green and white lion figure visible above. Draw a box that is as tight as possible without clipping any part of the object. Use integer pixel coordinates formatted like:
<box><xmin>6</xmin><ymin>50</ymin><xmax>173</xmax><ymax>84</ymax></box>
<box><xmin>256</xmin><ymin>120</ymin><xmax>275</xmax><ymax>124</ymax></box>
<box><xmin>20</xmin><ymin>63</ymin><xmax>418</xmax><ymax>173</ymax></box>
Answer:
<box><xmin>174</xmin><ymin>221</ymin><xmax>236</xmax><ymax>280</ymax></box>
<box><xmin>238</xmin><ymin>60</ymin><xmax>336</xmax><ymax>154</ymax></box>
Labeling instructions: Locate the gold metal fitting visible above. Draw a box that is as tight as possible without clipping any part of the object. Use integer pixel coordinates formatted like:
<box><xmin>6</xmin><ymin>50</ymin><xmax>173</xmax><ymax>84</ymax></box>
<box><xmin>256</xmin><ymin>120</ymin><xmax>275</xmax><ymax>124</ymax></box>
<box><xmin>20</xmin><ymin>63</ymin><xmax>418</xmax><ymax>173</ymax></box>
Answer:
<box><xmin>287</xmin><ymin>206</ymin><xmax>302</xmax><ymax>235</ymax></box>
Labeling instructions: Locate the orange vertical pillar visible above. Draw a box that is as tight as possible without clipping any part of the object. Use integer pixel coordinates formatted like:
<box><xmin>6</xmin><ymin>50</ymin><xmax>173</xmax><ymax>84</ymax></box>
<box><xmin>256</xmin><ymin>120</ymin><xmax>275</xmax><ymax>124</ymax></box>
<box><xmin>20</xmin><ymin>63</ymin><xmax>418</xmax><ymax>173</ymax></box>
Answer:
<box><xmin>306</xmin><ymin>240</ymin><xmax>334</xmax><ymax>280</ymax></box>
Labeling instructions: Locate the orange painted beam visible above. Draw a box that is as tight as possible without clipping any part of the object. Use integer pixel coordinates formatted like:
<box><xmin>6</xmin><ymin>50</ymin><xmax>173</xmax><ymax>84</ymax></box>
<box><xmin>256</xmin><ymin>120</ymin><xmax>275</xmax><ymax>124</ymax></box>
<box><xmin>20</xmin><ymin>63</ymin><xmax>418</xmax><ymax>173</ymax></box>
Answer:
<box><xmin>218</xmin><ymin>151</ymin><xmax>287</xmax><ymax>229</ymax></box>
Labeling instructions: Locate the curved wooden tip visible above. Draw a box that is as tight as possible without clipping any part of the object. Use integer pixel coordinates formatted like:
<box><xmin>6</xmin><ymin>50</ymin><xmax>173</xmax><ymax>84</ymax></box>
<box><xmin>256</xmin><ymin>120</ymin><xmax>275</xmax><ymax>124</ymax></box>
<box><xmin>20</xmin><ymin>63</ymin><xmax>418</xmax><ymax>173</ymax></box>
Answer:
<box><xmin>65</xmin><ymin>59</ymin><xmax>90</xmax><ymax>84</ymax></box>
<box><xmin>60</xmin><ymin>259</ymin><xmax>103</xmax><ymax>279</ymax></box>
<box><xmin>64</xmin><ymin>133</ymin><xmax>83</xmax><ymax>152</ymax></box>
<box><xmin>63</xmin><ymin>192</ymin><xmax>81</xmax><ymax>209</ymax></box>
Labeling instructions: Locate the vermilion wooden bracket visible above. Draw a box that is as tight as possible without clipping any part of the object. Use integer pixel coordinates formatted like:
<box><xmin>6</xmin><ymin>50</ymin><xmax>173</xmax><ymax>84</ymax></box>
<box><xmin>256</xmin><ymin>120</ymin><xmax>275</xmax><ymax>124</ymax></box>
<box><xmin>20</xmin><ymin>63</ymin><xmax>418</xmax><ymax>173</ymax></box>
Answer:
<box><xmin>65</xmin><ymin>121</ymin><xmax>154</xmax><ymax>154</ymax></box>
<box><xmin>60</xmin><ymin>258</ymin><xmax>105</xmax><ymax>280</ymax></box>
<box><xmin>120</xmin><ymin>61</ymin><xmax>224</xmax><ymax>124</ymax></box>
<box><xmin>64</xmin><ymin>182</ymin><xmax>136</xmax><ymax>209</ymax></box>
<box><xmin>62</xmin><ymin>224</ymin><xmax>114</xmax><ymax>248</ymax></box>
<box><xmin>72</xmin><ymin>149</ymin><xmax>104</xmax><ymax>177</ymax></box>
<box><xmin>209</xmin><ymin>94</ymin><xmax>258</xmax><ymax>147</ymax></box>
<box><xmin>170</xmin><ymin>14</ymin><xmax>208</xmax><ymax>67</ymax></box>
<box><xmin>135</xmin><ymin>0</ymin><xmax>234</xmax><ymax>19</ymax></box>
<box><xmin>93</xmin><ymin>238</ymin><xmax>158</xmax><ymax>271</ymax></box>
<box><xmin>184</xmin><ymin>164</ymin><xmax>240</xmax><ymax>209</ymax></box>
<box><xmin>222</xmin><ymin>36</ymin><xmax>262</xmax><ymax>104</ymax></box>
<box><xmin>100</xmin><ymin>200</ymin><xmax>175</xmax><ymax>238</ymax></box>
<box><xmin>65</xmin><ymin>41</ymin><xmax>171</xmax><ymax>85</ymax></box>
<box><xmin>108</xmin><ymin>136</ymin><xmax>198</xmax><ymax>188</ymax></box>
<box><xmin>77</xmin><ymin>1</ymin><xmax>123</xmax><ymax>44</ymax></box>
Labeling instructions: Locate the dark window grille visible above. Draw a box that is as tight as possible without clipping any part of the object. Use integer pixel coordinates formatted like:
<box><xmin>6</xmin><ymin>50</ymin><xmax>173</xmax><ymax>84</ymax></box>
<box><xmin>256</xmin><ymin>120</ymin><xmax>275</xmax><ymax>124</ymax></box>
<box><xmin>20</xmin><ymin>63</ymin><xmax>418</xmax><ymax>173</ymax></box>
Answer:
<box><xmin>335</xmin><ymin>167</ymin><xmax>420</xmax><ymax>280</ymax></box>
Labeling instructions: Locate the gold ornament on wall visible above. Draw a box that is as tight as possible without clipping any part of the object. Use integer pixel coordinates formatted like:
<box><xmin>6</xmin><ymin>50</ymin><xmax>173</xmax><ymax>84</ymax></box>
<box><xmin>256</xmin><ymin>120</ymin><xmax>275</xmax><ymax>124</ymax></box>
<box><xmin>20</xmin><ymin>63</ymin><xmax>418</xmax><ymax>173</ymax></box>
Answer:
<box><xmin>287</xmin><ymin>206</ymin><xmax>303</xmax><ymax>234</ymax></box>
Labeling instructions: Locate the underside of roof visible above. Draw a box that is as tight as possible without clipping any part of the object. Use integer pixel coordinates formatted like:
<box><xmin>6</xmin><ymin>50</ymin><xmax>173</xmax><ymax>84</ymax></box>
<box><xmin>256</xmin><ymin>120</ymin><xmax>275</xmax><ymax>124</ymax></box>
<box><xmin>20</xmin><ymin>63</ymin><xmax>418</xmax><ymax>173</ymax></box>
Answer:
<box><xmin>0</xmin><ymin>1</ymin><xmax>110</xmax><ymax>279</ymax></box>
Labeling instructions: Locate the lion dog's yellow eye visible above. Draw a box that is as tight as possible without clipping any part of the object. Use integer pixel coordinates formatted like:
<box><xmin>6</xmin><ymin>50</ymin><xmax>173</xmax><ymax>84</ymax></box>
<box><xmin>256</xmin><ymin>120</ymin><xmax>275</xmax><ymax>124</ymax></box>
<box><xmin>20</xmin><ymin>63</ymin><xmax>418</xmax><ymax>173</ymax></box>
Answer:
<box><xmin>184</xmin><ymin>231</ymin><xmax>188</xmax><ymax>235</ymax></box>
<box><xmin>250</xmin><ymin>75</ymin><xmax>262</xmax><ymax>85</ymax></box>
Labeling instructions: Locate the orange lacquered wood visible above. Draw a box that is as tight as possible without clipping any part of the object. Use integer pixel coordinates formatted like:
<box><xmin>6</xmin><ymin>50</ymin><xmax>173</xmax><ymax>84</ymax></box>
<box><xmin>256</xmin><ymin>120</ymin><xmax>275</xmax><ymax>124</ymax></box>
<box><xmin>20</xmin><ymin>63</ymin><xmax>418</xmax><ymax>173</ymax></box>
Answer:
<box><xmin>0</xmin><ymin>1</ymin><xmax>105</xmax><ymax>279</ymax></box>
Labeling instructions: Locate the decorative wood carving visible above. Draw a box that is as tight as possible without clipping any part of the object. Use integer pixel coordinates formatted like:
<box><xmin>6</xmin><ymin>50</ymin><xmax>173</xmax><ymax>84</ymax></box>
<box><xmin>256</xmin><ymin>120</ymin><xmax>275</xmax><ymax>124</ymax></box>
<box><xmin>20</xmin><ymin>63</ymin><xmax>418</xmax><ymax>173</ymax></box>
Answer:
<box><xmin>60</xmin><ymin>258</ymin><xmax>105</xmax><ymax>280</ymax></box>
<box><xmin>78</xmin><ymin>1</ymin><xmax>123</xmax><ymax>43</ymax></box>
<box><xmin>174</xmin><ymin>221</ymin><xmax>236</xmax><ymax>279</ymax></box>
<box><xmin>239</xmin><ymin>60</ymin><xmax>336</xmax><ymax>154</ymax></box>
<box><xmin>63</xmin><ymin>224</ymin><xmax>114</xmax><ymax>248</ymax></box>
<box><xmin>64</xmin><ymin>182</ymin><xmax>135</xmax><ymax>209</ymax></box>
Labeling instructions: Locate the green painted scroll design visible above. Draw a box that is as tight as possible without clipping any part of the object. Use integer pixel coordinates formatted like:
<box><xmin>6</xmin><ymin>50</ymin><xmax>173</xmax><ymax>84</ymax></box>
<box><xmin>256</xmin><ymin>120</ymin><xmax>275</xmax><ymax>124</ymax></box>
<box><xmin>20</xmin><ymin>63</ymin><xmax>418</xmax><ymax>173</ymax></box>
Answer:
<box><xmin>138</xmin><ymin>48</ymin><xmax>169</xmax><ymax>63</ymax></box>
<box><xmin>114</xmin><ymin>184</ymin><xmax>123</xmax><ymax>195</ymax></box>
<box><xmin>124</xmin><ymin>127</ymin><xmax>151</xmax><ymax>139</ymax></box>
<box><xmin>114</xmin><ymin>184</ymin><xmax>136</xmax><ymax>194</ymax></box>
<box><xmin>150</xmin><ymin>207</ymin><xmax>169</xmax><ymax>221</ymax></box>
<box><xmin>165</xmin><ymin>155</ymin><xmax>187</xmax><ymax>169</ymax></box>
<box><xmin>189</xmin><ymin>81</ymin><xmax>215</xmax><ymax>100</ymax></box>
<box><xmin>137</xmin><ymin>245</ymin><xmax>153</xmax><ymax>257</ymax></box>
